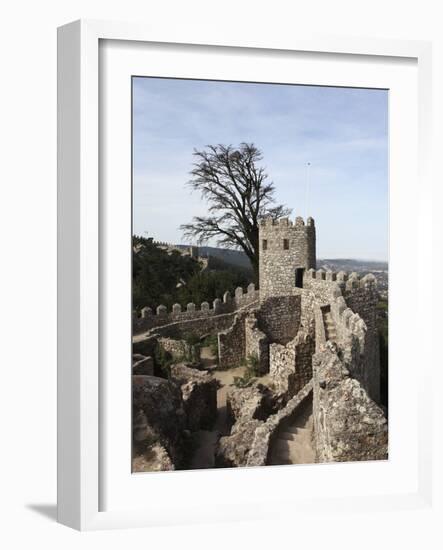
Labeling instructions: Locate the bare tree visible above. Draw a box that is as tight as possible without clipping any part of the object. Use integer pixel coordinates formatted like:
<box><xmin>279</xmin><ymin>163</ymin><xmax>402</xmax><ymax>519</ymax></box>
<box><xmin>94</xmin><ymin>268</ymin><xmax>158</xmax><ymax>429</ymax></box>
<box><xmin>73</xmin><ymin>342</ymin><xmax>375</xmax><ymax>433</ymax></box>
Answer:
<box><xmin>180</xmin><ymin>143</ymin><xmax>291</xmax><ymax>281</ymax></box>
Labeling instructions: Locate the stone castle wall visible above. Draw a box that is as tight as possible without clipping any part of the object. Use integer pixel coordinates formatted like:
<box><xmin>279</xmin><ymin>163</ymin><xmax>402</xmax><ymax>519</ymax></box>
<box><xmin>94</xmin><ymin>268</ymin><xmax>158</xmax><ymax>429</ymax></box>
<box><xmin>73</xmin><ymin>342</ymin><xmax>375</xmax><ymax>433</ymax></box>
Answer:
<box><xmin>218</xmin><ymin>312</ymin><xmax>248</xmax><ymax>369</ymax></box>
<box><xmin>247</xmin><ymin>382</ymin><xmax>313</xmax><ymax>467</ymax></box>
<box><xmin>269</xmin><ymin>329</ymin><xmax>315</xmax><ymax>400</ymax></box>
<box><xmin>304</xmin><ymin>269</ymin><xmax>381</xmax><ymax>404</ymax></box>
<box><xmin>303</xmin><ymin>268</ymin><xmax>339</xmax><ymax>305</ymax></box>
<box><xmin>343</xmin><ymin>274</ymin><xmax>380</xmax><ymax>403</ymax></box>
<box><xmin>257</xmin><ymin>294</ymin><xmax>301</xmax><ymax>345</ymax></box>
<box><xmin>245</xmin><ymin>313</ymin><xmax>269</xmax><ymax>374</ymax></box>
<box><xmin>133</xmin><ymin>283</ymin><xmax>259</xmax><ymax>335</ymax></box>
<box><xmin>300</xmin><ymin>291</ymin><xmax>316</xmax><ymax>334</ymax></box>
<box><xmin>133</xmin><ymin>267</ymin><xmax>380</xmax><ymax>403</ymax></box>
<box><xmin>133</xmin><ymin>215</ymin><xmax>387</xmax><ymax>469</ymax></box>
<box><xmin>259</xmin><ymin>216</ymin><xmax>316</xmax><ymax>300</ymax></box>
<box><xmin>312</xmin><ymin>346</ymin><xmax>387</xmax><ymax>463</ymax></box>
<box><xmin>217</xmin><ymin>308</ymin><xmax>273</xmax><ymax>372</ymax></box>
<box><xmin>158</xmin><ymin>337</ymin><xmax>201</xmax><ymax>363</ymax></box>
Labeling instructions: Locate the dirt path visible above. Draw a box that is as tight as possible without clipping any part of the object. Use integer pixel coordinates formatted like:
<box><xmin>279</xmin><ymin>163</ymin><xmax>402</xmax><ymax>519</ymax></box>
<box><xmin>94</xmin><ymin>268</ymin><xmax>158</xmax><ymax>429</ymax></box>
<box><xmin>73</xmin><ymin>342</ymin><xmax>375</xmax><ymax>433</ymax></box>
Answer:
<box><xmin>213</xmin><ymin>366</ymin><xmax>246</xmax><ymax>434</ymax></box>
<box><xmin>189</xmin><ymin>348</ymin><xmax>245</xmax><ymax>469</ymax></box>
<box><xmin>199</xmin><ymin>346</ymin><xmax>217</xmax><ymax>370</ymax></box>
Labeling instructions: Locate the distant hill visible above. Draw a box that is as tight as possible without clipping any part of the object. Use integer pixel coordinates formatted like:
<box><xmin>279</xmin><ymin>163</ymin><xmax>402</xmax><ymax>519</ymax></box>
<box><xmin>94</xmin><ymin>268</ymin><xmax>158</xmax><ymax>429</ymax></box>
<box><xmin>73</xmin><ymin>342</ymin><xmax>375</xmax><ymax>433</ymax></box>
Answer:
<box><xmin>198</xmin><ymin>247</ymin><xmax>388</xmax><ymax>273</ymax></box>
<box><xmin>150</xmin><ymin>241</ymin><xmax>388</xmax><ymax>273</ymax></box>
<box><xmin>317</xmin><ymin>259</ymin><xmax>388</xmax><ymax>272</ymax></box>
<box><xmin>198</xmin><ymin>246</ymin><xmax>253</xmax><ymax>269</ymax></box>
<box><xmin>162</xmin><ymin>243</ymin><xmax>253</xmax><ymax>270</ymax></box>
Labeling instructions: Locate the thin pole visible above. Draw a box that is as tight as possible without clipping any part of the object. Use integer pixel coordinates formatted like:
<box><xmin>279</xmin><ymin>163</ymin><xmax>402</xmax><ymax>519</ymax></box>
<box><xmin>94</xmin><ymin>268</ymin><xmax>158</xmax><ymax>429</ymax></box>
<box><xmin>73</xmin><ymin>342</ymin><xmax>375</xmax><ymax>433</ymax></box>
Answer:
<box><xmin>305</xmin><ymin>162</ymin><xmax>311</xmax><ymax>219</ymax></box>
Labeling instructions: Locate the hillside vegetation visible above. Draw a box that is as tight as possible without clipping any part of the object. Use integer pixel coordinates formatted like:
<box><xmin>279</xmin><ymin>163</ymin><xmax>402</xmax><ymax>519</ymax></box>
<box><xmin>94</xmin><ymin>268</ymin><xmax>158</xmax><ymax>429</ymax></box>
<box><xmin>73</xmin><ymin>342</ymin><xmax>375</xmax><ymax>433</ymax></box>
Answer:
<box><xmin>132</xmin><ymin>236</ymin><xmax>253</xmax><ymax>312</ymax></box>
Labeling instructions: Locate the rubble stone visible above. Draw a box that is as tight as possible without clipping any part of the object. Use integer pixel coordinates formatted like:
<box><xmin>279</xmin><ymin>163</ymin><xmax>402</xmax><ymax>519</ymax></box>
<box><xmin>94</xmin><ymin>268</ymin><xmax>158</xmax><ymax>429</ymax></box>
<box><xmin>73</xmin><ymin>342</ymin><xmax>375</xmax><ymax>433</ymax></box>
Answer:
<box><xmin>312</xmin><ymin>347</ymin><xmax>388</xmax><ymax>462</ymax></box>
<box><xmin>132</xmin><ymin>375</ymin><xmax>186</xmax><ymax>466</ymax></box>
<box><xmin>215</xmin><ymin>419</ymin><xmax>263</xmax><ymax>467</ymax></box>
<box><xmin>170</xmin><ymin>363</ymin><xmax>217</xmax><ymax>431</ymax></box>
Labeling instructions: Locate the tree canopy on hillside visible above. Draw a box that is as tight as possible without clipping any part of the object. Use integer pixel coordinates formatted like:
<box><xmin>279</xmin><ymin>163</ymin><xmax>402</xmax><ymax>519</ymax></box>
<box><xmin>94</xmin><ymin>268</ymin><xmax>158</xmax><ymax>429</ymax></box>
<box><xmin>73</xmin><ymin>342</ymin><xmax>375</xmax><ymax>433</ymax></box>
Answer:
<box><xmin>132</xmin><ymin>236</ymin><xmax>252</xmax><ymax>312</ymax></box>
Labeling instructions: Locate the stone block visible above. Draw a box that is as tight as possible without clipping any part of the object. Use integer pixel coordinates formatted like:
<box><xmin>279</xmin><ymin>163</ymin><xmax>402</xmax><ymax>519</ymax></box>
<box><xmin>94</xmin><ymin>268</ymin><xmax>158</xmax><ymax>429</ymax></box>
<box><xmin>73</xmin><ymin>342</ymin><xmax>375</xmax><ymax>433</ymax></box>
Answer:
<box><xmin>170</xmin><ymin>364</ymin><xmax>217</xmax><ymax>431</ymax></box>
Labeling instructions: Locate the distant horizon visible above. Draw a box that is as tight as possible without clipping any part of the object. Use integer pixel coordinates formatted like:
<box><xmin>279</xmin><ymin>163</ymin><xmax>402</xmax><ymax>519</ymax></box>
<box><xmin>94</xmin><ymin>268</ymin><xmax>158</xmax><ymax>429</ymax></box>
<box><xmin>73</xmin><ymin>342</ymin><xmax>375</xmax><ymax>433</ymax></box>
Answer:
<box><xmin>133</xmin><ymin>77</ymin><xmax>388</xmax><ymax>261</ymax></box>
<box><xmin>134</xmin><ymin>234</ymin><xmax>388</xmax><ymax>264</ymax></box>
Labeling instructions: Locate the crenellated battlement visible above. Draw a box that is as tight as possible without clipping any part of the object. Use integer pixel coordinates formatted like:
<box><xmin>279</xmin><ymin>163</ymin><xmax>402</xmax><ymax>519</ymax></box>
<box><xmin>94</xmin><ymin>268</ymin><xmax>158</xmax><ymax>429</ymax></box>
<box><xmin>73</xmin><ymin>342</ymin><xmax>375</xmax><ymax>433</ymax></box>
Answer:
<box><xmin>305</xmin><ymin>269</ymin><xmax>377</xmax><ymax>291</ymax></box>
<box><xmin>153</xmin><ymin>241</ymin><xmax>202</xmax><ymax>259</ymax></box>
<box><xmin>310</xmin><ymin>277</ymin><xmax>380</xmax><ymax>402</ymax></box>
<box><xmin>332</xmin><ymin>297</ymin><xmax>367</xmax><ymax>347</ymax></box>
<box><xmin>259</xmin><ymin>215</ymin><xmax>315</xmax><ymax>230</ymax></box>
<box><xmin>133</xmin><ymin>283</ymin><xmax>259</xmax><ymax>335</ymax></box>
<box><xmin>314</xmin><ymin>282</ymin><xmax>367</xmax><ymax>363</ymax></box>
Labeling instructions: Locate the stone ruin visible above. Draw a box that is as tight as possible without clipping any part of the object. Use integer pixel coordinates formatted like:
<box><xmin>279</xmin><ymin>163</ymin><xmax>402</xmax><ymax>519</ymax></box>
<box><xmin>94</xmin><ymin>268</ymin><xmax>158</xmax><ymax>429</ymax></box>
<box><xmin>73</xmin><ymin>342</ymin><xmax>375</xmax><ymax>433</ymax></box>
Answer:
<box><xmin>132</xmin><ymin>215</ymin><xmax>388</xmax><ymax>471</ymax></box>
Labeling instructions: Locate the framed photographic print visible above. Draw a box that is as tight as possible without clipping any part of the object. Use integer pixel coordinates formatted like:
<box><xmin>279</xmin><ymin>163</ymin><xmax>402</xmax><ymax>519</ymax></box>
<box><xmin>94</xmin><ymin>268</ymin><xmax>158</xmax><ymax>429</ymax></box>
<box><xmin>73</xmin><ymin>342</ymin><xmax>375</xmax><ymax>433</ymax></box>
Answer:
<box><xmin>57</xmin><ymin>20</ymin><xmax>433</xmax><ymax>530</ymax></box>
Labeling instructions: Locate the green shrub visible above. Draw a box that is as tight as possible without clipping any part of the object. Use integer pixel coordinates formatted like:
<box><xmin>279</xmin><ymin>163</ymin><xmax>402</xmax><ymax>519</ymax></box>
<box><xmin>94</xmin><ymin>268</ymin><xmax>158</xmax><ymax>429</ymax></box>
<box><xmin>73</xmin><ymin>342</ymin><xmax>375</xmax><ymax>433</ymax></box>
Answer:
<box><xmin>201</xmin><ymin>333</ymin><xmax>219</xmax><ymax>357</ymax></box>
<box><xmin>154</xmin><ymin>345</ymin><xmax>174</xmax><ymax>378</ymax></box>
<box><xmin>246</xmin><ymin>353</ymin><xmax>260</xmax><ymax>376</ymax></box>
<box><xmin>183</xmin><ymin>332</ymin><xmax>200</xmax><ymax>346</ymax></box>
<box><xmin>233</xmin><ymin>372</ymin><xmax>254</xmax><ymax>388</ymax></box>
<box><xmin>232</xmin><ymin>354</ymin><xmax>260</xmax><ymax>388</ymax></box>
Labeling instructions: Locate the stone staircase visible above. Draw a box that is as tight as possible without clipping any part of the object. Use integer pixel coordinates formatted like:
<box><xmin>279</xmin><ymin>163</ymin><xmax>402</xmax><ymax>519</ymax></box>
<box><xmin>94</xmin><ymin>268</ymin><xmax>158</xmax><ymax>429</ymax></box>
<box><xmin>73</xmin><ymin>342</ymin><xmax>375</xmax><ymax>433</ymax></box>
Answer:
<box><xmin>323</xmin><ymin>310</ymin><xmax>337</xmax><ymax>342</ymax></box>
<box><xmin>268</xmin><ymin>398</ymin><xmax>315</xmax><ymax>465</ymax></box>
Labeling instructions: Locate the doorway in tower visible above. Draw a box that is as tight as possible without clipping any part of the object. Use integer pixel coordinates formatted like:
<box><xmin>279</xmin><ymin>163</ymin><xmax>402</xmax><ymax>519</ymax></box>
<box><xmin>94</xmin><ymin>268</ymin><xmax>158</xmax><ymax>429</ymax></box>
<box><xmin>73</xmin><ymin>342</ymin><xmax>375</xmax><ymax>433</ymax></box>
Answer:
<box><xmin>295</xmin><ymin>268</ymin><xmax>304</xmax><ymax>288</ymax></box>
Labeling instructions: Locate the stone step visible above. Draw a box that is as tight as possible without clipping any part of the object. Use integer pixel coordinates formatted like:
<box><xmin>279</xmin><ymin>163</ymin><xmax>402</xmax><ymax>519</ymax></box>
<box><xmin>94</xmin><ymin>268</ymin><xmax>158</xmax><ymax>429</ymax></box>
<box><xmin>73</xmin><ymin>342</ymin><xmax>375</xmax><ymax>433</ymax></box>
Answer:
<box><xmin>272</xmin><ymin>457</ymin><xmax>293</xmax><ymax>465</ymax></box>
<box><xmin>280</xmin><ymin>425</ymin><xmax>311</xmax><ymax>437</ymax></box>
<box><xmin>284</xmin><ymin>418</ymin><xmax>313</xmax><ymax>432</ymax></box>
<box><xmin>278</xmin><ymin>431</ymin><xmax>297</xmax><ymax>441</ymax></box>
<box><xmin>283</xmin><ymin>426</ymin><xmax>299</xmax><ymax>434</ymax></box>
<box><xmin>269</xmin><ymin>401</ymin><xmax>315</xmax><ymax>465</ymax></box>
<box><xmin>272</xmin><ymin>441</ymin><xmax>294</xmax><ymax>454</ymax></box>
<box><xmin>283</xmin><ymin>425</ymin><xmax>306</xmax><ymax>434</ymax></box>
<box><xmin>274</xmin><ymin>450</ymin><xmax>293</xmax><ymax>461</ymax></box>
<box><xmin>273</xmin><ymin>444</ymin><xmax>312</xmax><ymax>462</ymax></box>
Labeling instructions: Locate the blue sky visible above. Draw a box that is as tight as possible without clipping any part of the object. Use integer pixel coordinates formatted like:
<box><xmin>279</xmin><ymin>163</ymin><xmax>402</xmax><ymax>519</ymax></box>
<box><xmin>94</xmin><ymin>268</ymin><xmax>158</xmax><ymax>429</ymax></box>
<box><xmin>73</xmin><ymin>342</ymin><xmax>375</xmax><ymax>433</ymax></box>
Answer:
<box><xmin>133</xmin><ymin>77</ymin><xmax>388</xmax><ymax>261</ymax></box>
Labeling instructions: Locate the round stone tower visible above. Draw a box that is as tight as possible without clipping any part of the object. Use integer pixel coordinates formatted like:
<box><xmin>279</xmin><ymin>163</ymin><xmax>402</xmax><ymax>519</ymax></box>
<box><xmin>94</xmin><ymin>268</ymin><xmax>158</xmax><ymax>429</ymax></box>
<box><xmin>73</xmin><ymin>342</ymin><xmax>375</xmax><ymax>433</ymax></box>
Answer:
<box><xmin>259</xmin><ymin>216</ymin><xmax>316</xmax><ymax>300</ymax></box>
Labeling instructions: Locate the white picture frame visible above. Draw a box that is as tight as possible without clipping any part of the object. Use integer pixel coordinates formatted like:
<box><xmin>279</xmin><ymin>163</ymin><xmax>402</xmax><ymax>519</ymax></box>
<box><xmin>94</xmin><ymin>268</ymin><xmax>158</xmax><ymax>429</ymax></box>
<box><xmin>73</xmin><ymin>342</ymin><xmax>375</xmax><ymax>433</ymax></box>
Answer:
<box><xmin>57</xmin><ymin>19</ymin><xmax>433</xmax><ymax>531</ymax></box>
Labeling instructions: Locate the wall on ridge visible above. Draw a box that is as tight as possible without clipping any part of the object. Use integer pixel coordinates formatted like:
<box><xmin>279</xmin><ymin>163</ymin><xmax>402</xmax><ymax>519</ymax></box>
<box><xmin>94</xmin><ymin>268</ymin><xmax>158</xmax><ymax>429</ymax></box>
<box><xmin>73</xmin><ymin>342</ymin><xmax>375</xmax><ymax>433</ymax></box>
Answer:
<box><xmin>133</xmin><ymin>283</ymin><xmax>259</xmax><ymax>335</ymax></box>
<box><xmin>133</xmin><ymin>311</ymin><xmax>240</xmax><ymax>353</ymax></box>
